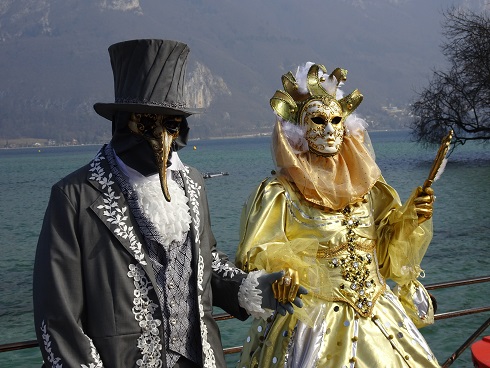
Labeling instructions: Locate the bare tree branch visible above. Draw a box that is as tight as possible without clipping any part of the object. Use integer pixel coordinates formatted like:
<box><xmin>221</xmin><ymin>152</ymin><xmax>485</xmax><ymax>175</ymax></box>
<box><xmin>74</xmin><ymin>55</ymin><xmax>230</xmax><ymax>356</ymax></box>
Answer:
<box><xmin>410</xmin><ymin>7</ymin><xmax>490</xmax><ymax>149</ymax></box>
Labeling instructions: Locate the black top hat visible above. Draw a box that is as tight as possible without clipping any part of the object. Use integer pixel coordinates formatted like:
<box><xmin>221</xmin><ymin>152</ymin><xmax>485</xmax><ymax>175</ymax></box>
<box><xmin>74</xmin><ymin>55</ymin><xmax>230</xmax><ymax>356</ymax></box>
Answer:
<box><xmin>94</xmin><ymin>39</ymin><xmax>202</xmax><ymax>120</ymax></box>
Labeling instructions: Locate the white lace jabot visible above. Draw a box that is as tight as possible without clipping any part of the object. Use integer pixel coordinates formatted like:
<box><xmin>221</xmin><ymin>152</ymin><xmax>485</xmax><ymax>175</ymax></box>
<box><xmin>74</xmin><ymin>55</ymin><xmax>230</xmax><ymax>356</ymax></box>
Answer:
<box><xmin>115</xmin><ymin>152</ymin><xmax>192</xmax><ymax>246</ymax></box>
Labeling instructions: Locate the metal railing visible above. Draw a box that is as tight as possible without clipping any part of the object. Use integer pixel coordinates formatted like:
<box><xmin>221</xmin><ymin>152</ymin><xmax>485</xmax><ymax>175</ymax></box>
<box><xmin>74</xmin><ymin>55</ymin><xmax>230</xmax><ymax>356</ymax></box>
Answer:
<box><xmin>425</xmin><ymin>275</ymin><xmax>490</xmax><ymax>367</ymax></box>
<box><xmin>1</xmin><ymin>276</ymin><xmax>489</xmax><ymax>366</ymax></box>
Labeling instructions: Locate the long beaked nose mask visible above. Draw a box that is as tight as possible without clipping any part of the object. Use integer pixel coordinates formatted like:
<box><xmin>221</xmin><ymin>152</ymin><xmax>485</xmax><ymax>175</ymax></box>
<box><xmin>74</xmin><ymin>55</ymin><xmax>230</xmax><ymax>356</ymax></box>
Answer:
<box><xmin>270</xmin><ymin>64</ymin><xmax>363</xmax><ymax>157</ymax></box>
<box><xmin>128</xmin><ymin>113</ymin><xmax>182</xmax><ymax>202</ymax></box>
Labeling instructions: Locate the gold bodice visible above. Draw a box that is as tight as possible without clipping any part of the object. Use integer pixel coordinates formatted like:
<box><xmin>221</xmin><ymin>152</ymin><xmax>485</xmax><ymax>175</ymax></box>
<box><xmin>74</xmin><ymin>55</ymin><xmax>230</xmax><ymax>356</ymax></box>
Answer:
<box><xmin>284</xmin><ymin>185</ymin><xmax>387</xmax><ymax>317</ymax></box>
<box><xmin>235</xmin><ymin>175</ymin><xmax>433</xmax><ymax>325</ymax></box>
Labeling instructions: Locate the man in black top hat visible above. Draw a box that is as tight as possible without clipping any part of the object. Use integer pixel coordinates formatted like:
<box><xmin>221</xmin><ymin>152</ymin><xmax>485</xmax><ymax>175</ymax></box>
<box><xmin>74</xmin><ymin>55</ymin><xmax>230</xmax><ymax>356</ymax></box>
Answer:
<box><xmin>33</xmin><ymin>39</ymin><xmax>305</xmax><ymax>368</ymax></box>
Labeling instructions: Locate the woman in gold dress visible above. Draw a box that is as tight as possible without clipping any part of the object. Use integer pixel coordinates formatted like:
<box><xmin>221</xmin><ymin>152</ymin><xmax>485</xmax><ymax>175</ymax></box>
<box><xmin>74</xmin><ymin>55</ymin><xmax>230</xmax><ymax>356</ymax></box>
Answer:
<box><xmin>235</xmin><ymin>63</ymin><xmax>440</xmax><ymax>367</ymax></box>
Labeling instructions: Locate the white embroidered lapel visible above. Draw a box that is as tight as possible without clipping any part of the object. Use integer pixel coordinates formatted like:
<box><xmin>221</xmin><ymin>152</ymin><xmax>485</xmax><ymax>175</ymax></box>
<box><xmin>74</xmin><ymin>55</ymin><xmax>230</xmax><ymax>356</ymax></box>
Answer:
<box><xmin>181</xmin><ymin>166</ymin><xmax>201</xmax><ymax>243</ymax></box>
<box><xmin>88</xmin><ymin>150</ymin><xmax>148</xmax><ymax>266</ymax></box>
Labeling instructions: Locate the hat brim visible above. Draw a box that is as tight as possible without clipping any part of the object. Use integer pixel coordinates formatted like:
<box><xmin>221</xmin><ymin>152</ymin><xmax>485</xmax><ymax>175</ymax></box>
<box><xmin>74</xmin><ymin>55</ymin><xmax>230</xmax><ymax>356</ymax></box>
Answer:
<box><xmin>93</xmin><ymin>102</ymin><xmax>203</xmax><ymax>120</ymax></box>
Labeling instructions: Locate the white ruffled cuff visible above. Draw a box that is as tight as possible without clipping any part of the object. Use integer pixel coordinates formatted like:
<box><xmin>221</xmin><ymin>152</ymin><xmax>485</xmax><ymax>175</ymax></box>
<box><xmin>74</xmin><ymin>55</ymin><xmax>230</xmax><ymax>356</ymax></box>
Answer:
<box><xmin>238</xmin><ymin>270</ymin><xmax>274</xmax><ymax>320</ymax></box>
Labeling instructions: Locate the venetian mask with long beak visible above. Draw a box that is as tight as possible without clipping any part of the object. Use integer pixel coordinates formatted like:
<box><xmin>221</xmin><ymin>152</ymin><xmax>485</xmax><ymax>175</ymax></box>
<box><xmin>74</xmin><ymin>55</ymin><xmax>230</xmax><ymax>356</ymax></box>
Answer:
<box><xmin>128</xmin><ymin>113</ymin><xmax>182</xmax><ymax>202</ymax></box>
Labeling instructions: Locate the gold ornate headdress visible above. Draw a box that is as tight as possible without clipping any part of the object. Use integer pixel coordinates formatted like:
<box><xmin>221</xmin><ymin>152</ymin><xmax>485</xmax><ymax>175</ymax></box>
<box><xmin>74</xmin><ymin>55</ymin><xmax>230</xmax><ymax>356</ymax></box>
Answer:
<box><xmin>270</xmin><ymin>64</ymin><xmax>363</xmax><ymax>125</ymax></box>
<box><xmin>269</xmin><ymin>63</ymin><xmax>382</xmax><ymax>210</ymax></box>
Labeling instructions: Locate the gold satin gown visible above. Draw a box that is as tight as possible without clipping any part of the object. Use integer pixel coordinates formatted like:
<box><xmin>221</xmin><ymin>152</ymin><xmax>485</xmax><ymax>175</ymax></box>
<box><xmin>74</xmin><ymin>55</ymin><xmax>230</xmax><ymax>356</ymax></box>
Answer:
<box><xmin>235</xmin><ymin>176</ymin><xmax>440</xmax><ymax>368</ymax></box>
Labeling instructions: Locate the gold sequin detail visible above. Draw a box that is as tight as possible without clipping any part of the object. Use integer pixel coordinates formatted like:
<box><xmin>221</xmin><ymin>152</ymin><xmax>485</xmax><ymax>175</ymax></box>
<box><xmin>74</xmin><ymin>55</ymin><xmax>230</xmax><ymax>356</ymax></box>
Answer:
<box><xmin>327</xmin><ymin>206</ymin><xmax>377</xmax><ymax>316</ymax></box>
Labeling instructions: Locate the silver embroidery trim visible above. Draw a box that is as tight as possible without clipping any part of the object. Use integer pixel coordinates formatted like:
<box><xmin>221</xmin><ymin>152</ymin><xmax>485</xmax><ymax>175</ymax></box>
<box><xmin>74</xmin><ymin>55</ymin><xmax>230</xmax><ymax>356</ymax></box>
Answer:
<box><xmin>212</xmin><ymin>252</ymin><xmax>245</xmax><ymax>278</ymax></box>
<box><xmin>114</xmin><ymin>98</ymin><xmax>189</xmax><ymax>109</ymax></box>
<box><xmin>89</xmin><ymin>151</ymin><xmax>147</xmax><ymax>266</ymax></box>
<box><xmin>40</xmin><ymin>321</ymin><xmax>104</xmax><ymax>368</ymax></box>
<box><xmin>40</xmin><ymin>320</ymin><xmax>62</xmax><ymax>368</ymax></box>
<box><xmin>81</xmin><ymin>333</ymin><xmax>104</xmax><ymax>368</ymax></box>
<box><xmin>128</xmin><ymin>264</ymin><xmax>163</xmax><ymax>368</ymax></box>
<box><xmin>181</xmin><ymin>167</ymin><xmax>217</xmax><ymax>368</ymax></box>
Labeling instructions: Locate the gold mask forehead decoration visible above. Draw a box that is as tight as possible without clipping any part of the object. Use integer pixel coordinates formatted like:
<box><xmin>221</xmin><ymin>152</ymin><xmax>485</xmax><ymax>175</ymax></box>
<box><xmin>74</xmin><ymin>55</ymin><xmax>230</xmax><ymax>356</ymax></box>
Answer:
<box><xmin>128</xmin><ymin>113</ymin><xmax>181</xmax><ymax>202</ymax></box>
<box><xmin>270</xmin><ymin>64</ymin><xmax>363</xmax><ymax>126</ymax></box>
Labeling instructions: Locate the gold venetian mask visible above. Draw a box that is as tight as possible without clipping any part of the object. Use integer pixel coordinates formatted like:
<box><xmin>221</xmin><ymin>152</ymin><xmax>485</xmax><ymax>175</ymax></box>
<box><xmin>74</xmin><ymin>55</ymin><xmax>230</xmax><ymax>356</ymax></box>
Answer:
<box><xmin>270</xmin><ymin>64</ymin><xmax>363</xmax><ymax>157</ymax></box>
<box><xmin>301</xmin><ymin>96</ymin><xmax>345</xmax><ymax>156</ymax></box>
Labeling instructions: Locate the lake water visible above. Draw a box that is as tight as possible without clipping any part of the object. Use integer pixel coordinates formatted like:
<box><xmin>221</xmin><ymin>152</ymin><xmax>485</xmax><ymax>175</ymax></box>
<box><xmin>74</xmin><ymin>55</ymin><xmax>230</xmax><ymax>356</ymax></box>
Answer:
<box><xmin>1</xmin><ymin>130</ymin><xmax>489</xmax><ymax>367</ymax></box>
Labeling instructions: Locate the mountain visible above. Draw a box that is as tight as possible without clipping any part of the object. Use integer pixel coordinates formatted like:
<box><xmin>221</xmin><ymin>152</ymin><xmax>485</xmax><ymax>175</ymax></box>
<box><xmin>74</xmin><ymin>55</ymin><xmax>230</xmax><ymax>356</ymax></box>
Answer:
<box><xmin>0</xmin><ymin>0</ymin><xmax>486</xmax><ymax>144</ymax></box>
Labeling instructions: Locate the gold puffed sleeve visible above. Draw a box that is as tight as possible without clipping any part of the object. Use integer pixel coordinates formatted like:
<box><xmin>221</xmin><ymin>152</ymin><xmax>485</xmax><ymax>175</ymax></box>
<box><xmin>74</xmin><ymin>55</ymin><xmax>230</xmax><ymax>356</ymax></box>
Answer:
<box><xmin>371</xmin><ymin>178</ymin><xmax>435</xmax><ymax>327</ymax></box>
<box><xmin>235</xmin><ymin>177</ymin><xmax>325</xmax><ymax>327</ymax></box>
<box><xmin>373</xmin><ymin>177</ymin><xmax>433</xmax><ymax>287</ymax></box>
<box><xmin>235</xmin><ymin>177</ymin><xmax>290</xmax><ymax>271</ymax></box>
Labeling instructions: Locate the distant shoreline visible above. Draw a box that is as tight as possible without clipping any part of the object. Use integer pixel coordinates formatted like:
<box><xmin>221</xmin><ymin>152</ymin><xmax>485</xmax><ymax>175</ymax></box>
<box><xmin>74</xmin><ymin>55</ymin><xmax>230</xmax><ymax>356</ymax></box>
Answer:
<box><xmin>0</xmin><ymin>143</ymin><xmax>102</xmax><ymax>150</ymax></box>
<box><xmin>0</xmin><ymin>130</ymin><xmax>409</xmax><ymax>150</ymax></box>
<box><xmin>0</xmin><ymin>133</ymin><xmax>273</xmax><ymax>150</ymax></box>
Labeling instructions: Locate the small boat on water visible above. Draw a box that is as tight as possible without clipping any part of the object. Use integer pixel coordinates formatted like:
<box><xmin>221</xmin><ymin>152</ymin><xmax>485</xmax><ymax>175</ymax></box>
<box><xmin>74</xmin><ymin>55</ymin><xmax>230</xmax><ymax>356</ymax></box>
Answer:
<box><xmin>202</xmin><ymin>171</ymin><xmax>229</xmax><ymax>179</ymax></box>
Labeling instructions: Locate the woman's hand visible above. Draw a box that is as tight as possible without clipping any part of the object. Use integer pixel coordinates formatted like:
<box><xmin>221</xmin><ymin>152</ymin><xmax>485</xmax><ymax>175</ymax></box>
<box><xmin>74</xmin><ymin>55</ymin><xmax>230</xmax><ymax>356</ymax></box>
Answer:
<box><xmin>414</xmin><ymin>186</ymin><xmax>435</xmax><ymax>224</ymax></box>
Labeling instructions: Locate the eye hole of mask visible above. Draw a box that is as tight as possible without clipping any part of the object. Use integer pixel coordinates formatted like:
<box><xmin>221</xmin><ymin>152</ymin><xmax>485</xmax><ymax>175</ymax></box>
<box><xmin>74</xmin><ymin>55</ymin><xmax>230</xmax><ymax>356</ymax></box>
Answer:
<box><xmin>331</xmin><ymin>116</ymin><xmax>342</xmax><ymax>125</ymax></box>
<box><xmin>164</xmin><ymin>119</ymin><xmax>181</xmax><ymax>132</ymax></box>
<box><xmin>311</xmin><ymin>116</ymin><xmax>326</xmax><ymax>125</ymax></box>
<box><xmin>163</xmin><ymin>118</ymin><xmax>182</xmax><ymax>133</ymax></box>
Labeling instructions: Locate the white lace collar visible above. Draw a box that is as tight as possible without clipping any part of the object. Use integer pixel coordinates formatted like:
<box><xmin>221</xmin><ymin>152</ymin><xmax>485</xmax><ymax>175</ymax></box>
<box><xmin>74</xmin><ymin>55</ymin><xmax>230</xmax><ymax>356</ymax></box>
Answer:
<box><xmin>115</xmin><ymin>151</ymin><xmax>192</xmax><ymax>246</ymax></box>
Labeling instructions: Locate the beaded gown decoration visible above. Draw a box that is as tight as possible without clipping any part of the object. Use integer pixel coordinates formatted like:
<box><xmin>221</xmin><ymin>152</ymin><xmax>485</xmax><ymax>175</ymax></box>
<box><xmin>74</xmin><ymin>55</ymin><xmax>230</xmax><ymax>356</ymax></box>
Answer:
<box><xmin>234</xmin><ymin>63</ymin><xmax>439</xmax><ymax>368</ymax></box>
